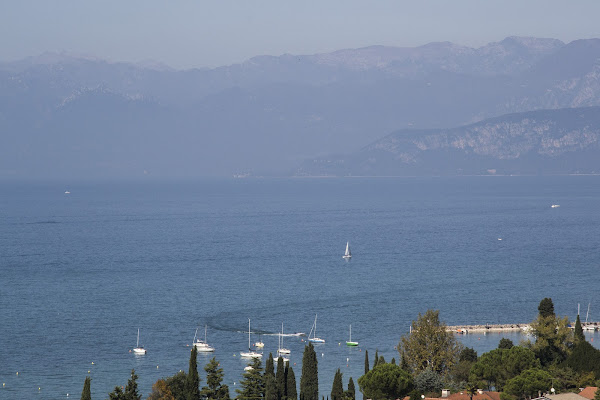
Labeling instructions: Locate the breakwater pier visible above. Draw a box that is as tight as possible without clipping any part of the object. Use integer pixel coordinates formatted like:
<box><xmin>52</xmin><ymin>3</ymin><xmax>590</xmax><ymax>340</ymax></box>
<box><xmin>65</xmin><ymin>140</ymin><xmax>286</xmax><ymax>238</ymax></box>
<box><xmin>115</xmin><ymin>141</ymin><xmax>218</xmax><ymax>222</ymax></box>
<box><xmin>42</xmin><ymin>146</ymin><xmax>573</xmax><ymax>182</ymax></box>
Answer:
<box><xmin>446</xmin><ymin>322</ymin><xmax>600</xmax><ymax>334</ymax></box>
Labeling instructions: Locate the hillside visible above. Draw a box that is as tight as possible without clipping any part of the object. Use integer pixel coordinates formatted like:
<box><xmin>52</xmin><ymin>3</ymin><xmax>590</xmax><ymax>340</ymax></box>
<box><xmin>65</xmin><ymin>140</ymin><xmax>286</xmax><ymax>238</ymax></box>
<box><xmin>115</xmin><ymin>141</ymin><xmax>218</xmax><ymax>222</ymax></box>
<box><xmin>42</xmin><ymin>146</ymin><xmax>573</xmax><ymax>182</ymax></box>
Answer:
<box><xmin>296</xmin><ymin>107</ymin><xmax>600</xmax><ymax>176</ymax></box>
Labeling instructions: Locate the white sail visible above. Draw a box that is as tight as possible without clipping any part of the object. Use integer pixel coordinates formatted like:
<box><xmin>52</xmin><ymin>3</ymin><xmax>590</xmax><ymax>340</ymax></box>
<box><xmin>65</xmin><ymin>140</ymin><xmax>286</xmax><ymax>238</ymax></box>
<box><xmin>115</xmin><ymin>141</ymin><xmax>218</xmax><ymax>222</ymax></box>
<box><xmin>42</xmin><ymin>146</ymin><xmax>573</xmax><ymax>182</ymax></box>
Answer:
<box><xmin>343</xmin><ymin>242</ymin><xmax>352</xmax><ymax>259</ymax></box>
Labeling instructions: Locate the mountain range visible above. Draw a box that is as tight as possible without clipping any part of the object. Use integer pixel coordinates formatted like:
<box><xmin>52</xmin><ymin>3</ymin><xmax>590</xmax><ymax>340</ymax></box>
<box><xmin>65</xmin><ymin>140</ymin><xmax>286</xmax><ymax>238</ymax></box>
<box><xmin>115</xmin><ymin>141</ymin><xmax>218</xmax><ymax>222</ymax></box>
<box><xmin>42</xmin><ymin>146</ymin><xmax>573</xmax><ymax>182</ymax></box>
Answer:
<box><xmin>1</xmin><ymin>36</ymin><xmax>600</xmax><ymax>178</ymax></box>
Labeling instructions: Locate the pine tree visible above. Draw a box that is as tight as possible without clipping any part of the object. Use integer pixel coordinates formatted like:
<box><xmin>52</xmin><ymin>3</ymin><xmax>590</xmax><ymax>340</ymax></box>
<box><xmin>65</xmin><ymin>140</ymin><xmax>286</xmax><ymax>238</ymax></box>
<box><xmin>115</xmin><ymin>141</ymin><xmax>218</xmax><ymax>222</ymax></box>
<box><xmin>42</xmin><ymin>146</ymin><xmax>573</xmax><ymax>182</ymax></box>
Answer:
<box><xmin>300</xmin><ymin>342</ymin><xmax>318</xmax><ymax>400</ymax></box>
<box><xmin>286</xmin><ymin>365</ymin><xmax>297</xmax><ymax>400</ymax></box>
<box><xmin>108</xmin><ymin>386</ymin><xmax>125</xmax><ymax>400</ymax></box>
<box><xmin>330</xmin><ymin>369</ymin><xmax>344</xmax><ymax>400</ymax></box>
<box><xmin>575</xmin><ymin>314</ymin><xmax>585</xmax><ymax>342</ymax></box>
<box><xmin>201</xmin><ymin>357</ymin><xmax>230</xmax><ymax>400</ymax></box>
<box><xmin>125</xmin><ymin>369</ymin><xmax>141</xmax><ymax>400</ymax></box>
<box><xmin>364</xmin><ymin>350</ymin><xmax>369</xmax><ymax>375</ymax></box>
<box><xmin>276</xmin><ymin>357</ymin><xmax>286</xmax><ymax>400</ymax></box>
<box><xmin>236</xmin><ymin>357</ymin><xmax>264</xmax><ymax>400</ymax></box>
<box><xmin>81</xmin><ymin>376</ymin><xmax>91</xmax><ymax>400</ymax></box>
<box><xmin>187</xmin><ymin>347</ymin><xmax>201</xmax><ymax>400</ymax></box>
<box><xmin>346</xmin><ymin>378</ymin><xmax>355</xmax><ymax>400</ymax></box>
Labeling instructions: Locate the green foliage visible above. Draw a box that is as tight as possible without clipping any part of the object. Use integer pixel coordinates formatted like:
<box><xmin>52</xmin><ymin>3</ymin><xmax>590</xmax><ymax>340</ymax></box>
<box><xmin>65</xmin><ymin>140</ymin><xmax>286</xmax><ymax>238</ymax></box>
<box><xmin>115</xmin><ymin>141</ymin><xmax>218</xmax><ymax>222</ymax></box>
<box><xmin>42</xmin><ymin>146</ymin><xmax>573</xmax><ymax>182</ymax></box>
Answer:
<box><xmin>81</xmin><ymin>376</ymin><xmax>91</xmax><ymax>400</ymax></box>
<box><xmin>331</xmin><ymin>369</ymin><xmax>344</xmax><ymax>400</ymax></box>
<box><xmin>414</xmin><ymin>368</ymin><xmax>443</xmax><ymax>394</ymax></box>
<box><xmin>236</xmin><ymin>357</ymin><xmax>264</xmax><ymax>400</ymax></box>
<box><xmin>530</xmin><ymin>312</ymin><xmax>573</xmax><ymax>366</ymax></box>
<box><xmin>346</xmin><ymin>377</ymin><xmax>355</xmax><ymax>400</ymax></box>
<box><xmin>187</xmin><ymin>347</ymin><xmax>201</xmax><ymax>400</ymax></box>
<box><xmin>264</xmin><ymin>354</ymin><xmax>276</xmax><ymax>400</ymax></box>
<box><xmin>594</xmin><ymin>386</ymin><xmax>600</xmax><ymax>400</ymax></box>
<box><xmin>460</xmin><ymin>347</ymin><xmax>478</xmax><ymax>362</ymax></box>
<box><xmin>357</xmin><ymin>363</ymin><xmax>413</xmax><ymax>400</ymax></box>
<box><xmin>390</xmin><ymin>358</ymin><xmax>396</xmax><ymax>365</ymax></box>
<box><xmin>398</xmin><ymin>310</ymin><xmax>462</xmax><ymax>375</ymax></box>
<box><xmin>498</xmin><ymin>339</ymin><xmax>514</xmax><ymax>350</ymax></box>
<box><xmin>364</xmin><ymin>350</ymin><xmax>369</xmax><ymax>375</ymax></box>
<box><xmin>538</xmin><ymin>298</ymin><xmax>555</xmax><ymax>318</ymax></box>
<box><xmin>300</xmin><ymin>343</ymin><xmax>319</xmax><ymax>400</ymax></box>
<box><xmin>265</xmin><ymin>354</ymin><xmax>275</xmax><ymax>378</ymax></box>
<box><xmin>166</xmin><ymin>371</ymin><xmax>188</xmax><ymax>400</ymax></box>
<box><xmin>201</xmin><ymin>357</ymin><xmax>230</xmax><ymax>400</ymax></box>
<box><xmin>466</xmin><ymin>382</ymin><xmax>478</xmax><ymax>400</ymax></box>
<box><xmin>275</xmin><ymin>358</ymin><xmax>285</xmax><ymax>400</ymax></box>
<box><xmin>373</xmin><ymin>350</ymin><xmax>379</xmax><ymax>369</ymax></box>
<box><xmin>108</xmin><ymin>386</ymin><xmax>125</xmax><ymax>400</ymax></box>
<box><xmin>378</xmin><ymin>356</ymin><xmax>385</xmax><ymax>366</ymax></box>
<box><xmin>504</xmin><ymin>368</ymin><xmax>552</xmax><ymax>399</ymax></box>
<box><xmin>574</xmin><ymin>315</ymin><xmax>585</xmax><ymax>342</ymax></box>
<box><xmin>400</xmin><ymin>352</ymin><xmax>410</xmax><ymax>372</ymax></box>
<box><xmin>564</xmin><ymin>340</ymin><xmax>600</xmax><ymax>379</ymax></box>
<box><xmin>148</xmin><ymin>379</ymin><xmax>176</xmax><ymax>400</ymax></box>
<box><xmin>469</xmin><ymin>346</ymin><xmax>540</xmax><ymax>391</ymax></box>
<box><xmin>286</xmin><ymin>365</ymin><xmax>297</xmax><ymax>400</ymax></box>
<box><xmin>125</xmin><ymin>369</ymin><xmax>142</xmax><ymax>400</ymax></box>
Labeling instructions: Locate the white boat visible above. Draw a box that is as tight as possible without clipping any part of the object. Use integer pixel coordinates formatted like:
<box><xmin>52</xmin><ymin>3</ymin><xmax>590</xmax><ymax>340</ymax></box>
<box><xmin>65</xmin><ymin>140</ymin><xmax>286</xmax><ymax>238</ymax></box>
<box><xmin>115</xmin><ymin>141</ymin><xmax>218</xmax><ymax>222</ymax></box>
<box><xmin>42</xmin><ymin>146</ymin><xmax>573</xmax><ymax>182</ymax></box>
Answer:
<box><xmin>64</xmin><ymin>191</ymin><xmax>71</xmax><ymax>194</ymax></box>
<box><xmin>346</xmin><ymin>324</ymin><xmax>358</xmax><ymax>347</ymax></box>
<box><xmin>551</xmin><ymin>204</ymin><xmax>560</xmax><ymax>208</ymax></box>
<box><xmin>244</xmin><ymin>365</ymin><xmax>254</xmax><ymax>371</ymax></box>
<box><xmin>342</xmin><ymin>242</ymin><xmax>352</xmax><ymax>259</ymax></box>
<box><xmin>308</xmin><ymin>314</ymin><xmax>325</xmax><ymax>343</ymax></box>
<box><xmin>240</xmin><ymin>319</ymin><xmax>263</xmax><ymax>358</ymax></box>
<box><xmin>278</xmin><ymin>323</ymin><xmax>291</xmax><ymax>355</ymax></box>
<box><xmin>254</xmin><ymin>335</ymin><xmax>265</xmax><ymax>348</ymax></box>
<box><xmin>193</xmin><ymin>325</ymin><xmax>215</xmax><ymax>352</ymax></box>
<box><xmin>132</xmin><ymin>328</ymin><xmax>146</xmax><ymax>354</ymax></box>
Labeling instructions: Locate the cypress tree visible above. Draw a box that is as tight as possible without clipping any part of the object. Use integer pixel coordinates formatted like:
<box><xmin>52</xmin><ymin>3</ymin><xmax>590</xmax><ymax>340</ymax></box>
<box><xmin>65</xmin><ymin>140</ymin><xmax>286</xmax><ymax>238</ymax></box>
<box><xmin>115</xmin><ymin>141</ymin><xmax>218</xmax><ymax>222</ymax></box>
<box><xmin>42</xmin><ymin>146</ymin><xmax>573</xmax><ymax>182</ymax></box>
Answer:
<box><xmin>330</xmin><ymin>369</ymin><xmax>344</xmax><ymax>400</ymax></box>
<box><xmin>538</xmin><ymin>298</ymin><xmax>555</xmax><ymax>318</ymax></box>
<box><xmin>266</xmin><ymin>353</ymin><xmax>275</xmax><ymax>378</ymax></box>
<box><xmin>265</xmin><ymin>353</ymin><xmax>277</xmax><ymax>400</ymax></box>
<box><xmin>400</xmin><ymin>351</ymin><xmax>410</xmax><ymax>372</ymax></box>
<box><xmin>300</xmin><ymin>342</ymin><xmax>318</xmax><ymax>400</ymax></box>
<box><xmin>276</xmin><ymin>357</ymin><xmax>286</xmax><ymax>400</ymax></box>
<box><xmin>346</xmin><ymin>378</ymin><xmax>355</xmax><ymax>400</ymax></box>
<box><xmin>236</xmin><ymin>357</ymin><xmax>264</xmax><ymax>400</ymax></box>
<box><xmin>364</xmin><ymin>350</ymin><xmax>369</xmax><ymax>375</ymax></box>
<box><xmin>390</xmin><ymin>358</ymin><xmax>396</xmax><ymax>365</ymax></box>
<box><xmin>286</xmin><ymin>365</ymin><xmax>297</xmax><ymax>400</ymax></box>
<box><xmin>125</xmin><ymin>369</ymin><xmax>141</xmax><ymax>400</ymax></box>
<box><xmin>187</xmin><ymin>347</ymin><xmax>201</xmax><ymax>400</ymax></box>
<box><xmin>378</xmin><ymin>356</ymin><xmax>385</xmax><ymax>365</ymax></box>
<box><xmin>575</xmin><ymin>314</ymin><xmax>585</xmax><ymax>342</ymax></box>
<box><xmin>372</xmin><ymin>350</ymin><xmax>379</xmax><ymax>369</ymax></box>
<box><xmin>81</xmin><ymin>376</ymin><xmax>91</xmax><ymax>400</ymax></box>
<box><xmin>201</xmin><ymin>357</ymin><xmax>230</xmax><ymax>400</ymax></box>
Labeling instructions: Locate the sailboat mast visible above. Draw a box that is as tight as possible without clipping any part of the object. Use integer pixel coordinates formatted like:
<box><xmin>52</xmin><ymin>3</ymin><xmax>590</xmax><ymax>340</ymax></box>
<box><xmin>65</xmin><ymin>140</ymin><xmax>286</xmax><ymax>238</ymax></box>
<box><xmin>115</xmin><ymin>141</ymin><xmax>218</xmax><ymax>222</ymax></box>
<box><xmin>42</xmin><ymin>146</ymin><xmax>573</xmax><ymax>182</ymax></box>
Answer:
<box><xmin>137</xmin><ymin>328</ymin><xmax>140</xmax><ymax>347</ymax></box>
<box><xmin>586</xmin><ymin>303</ymin><xmax>591</xmax><ymax>324</ymax></box>
<box><xmin>248</xmin><ymin>319</ymin><xmax>251</xmax><ymax>350</ymax></box>
<box><xmin>349</xmin><ymin>324</ymin><xmax>351</xmax><ymax>341</ymax></box>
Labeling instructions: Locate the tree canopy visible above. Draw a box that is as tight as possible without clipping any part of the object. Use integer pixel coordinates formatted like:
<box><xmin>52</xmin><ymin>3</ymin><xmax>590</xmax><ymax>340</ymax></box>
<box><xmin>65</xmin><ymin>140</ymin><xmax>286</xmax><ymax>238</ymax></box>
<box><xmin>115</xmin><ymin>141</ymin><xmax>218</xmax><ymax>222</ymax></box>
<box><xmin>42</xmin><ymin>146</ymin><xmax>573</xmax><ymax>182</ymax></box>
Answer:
<box><xmin>504</xmin><ymin>368</ymin><xmax>552</xmax><ymax>399</ymax></box>
<box><xmin>201</xmin><ymin>357</ymin><xmax>230</xmax><ymax>400</ymax></box>
<box><xmin>357</xmin><ymin>363</ymin><xmax>413</xmax><ymax>400</ymax></box>
<box><xmin>398</xmin><ymin>310</ymin><xmax>462</xmax><ymax>375</ymax></box>
<box><xmin>469</xmin><ymin>346</ymin><xmax>539</xmax><ymax>391</ymax></box>
<box><xmin>236</xmin><ymin>358</ymin><xmax>264</xmax><ymax>400</ymax></box>
<box><xmin>300</xmin><ymin>343</ymin><xmax>318</xmax><ymax>400</ymax></box>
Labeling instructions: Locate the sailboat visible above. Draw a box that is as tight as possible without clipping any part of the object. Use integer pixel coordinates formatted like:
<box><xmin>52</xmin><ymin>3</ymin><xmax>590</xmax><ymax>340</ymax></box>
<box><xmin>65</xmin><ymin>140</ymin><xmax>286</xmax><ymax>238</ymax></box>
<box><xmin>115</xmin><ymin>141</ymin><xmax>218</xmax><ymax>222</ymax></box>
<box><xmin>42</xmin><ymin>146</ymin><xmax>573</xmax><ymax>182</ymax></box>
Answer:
<box><xmin>583</xmin><ymin>303</ymin><xmax>596</xmax><ymax>331</ymax></box>
<box><xmin>342</xmin><ymin>242</ymin><xmax>352</xmax><ymax>259</ymax></box>
<box><xmin>193</xmin><ymin>325</ymin><xmax>215</xmax><ymax>352</ymax></box>
<box><xmin>308</xmin><ymin>314</ymin><xmax>325</xmax><ymax>343</ymax></box>
<box><xmin>278</xmin><ymin>323</ymin><xmax>291</xmax><ymax>355</ymax></box>
<box><xmin>132</xmin><ymin>328</ymin><xmax>146</xmax><ymax>354</ymax></box>
<box><xmin>254</xmin><ymin>334</ymin><xmax>265</xmax><ymax>348</ymax></box>
<box><xmin>346</xmin><ymin>325</ymin><xmax>358</xmax><ymax>346</ymax></box>
<box><xmin>240</xmin><ymin>319</ymin><xmax>263</xmax><ymax>358</ymax></box>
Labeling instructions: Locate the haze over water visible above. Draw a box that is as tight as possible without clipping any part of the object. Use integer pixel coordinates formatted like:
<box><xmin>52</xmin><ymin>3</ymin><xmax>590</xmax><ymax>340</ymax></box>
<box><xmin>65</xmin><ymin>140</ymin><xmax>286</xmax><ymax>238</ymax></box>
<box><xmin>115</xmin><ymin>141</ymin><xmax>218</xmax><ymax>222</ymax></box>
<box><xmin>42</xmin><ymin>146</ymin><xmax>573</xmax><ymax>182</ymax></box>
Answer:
<box><xmin>2</xmin><ymin>176</ymin><xmax>599</xmax><ymax>399</ymax></box>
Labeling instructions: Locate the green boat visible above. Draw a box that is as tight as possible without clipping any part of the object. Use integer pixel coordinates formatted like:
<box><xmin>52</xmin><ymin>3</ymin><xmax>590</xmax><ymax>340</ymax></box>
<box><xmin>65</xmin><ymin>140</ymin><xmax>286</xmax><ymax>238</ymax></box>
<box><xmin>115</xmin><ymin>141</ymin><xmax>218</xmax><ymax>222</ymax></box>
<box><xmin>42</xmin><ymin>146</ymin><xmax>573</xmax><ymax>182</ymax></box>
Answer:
<box><xmin>346</xmin><ymin>325</ymin><xmax>358</xmax><ymax>346</ymax></box>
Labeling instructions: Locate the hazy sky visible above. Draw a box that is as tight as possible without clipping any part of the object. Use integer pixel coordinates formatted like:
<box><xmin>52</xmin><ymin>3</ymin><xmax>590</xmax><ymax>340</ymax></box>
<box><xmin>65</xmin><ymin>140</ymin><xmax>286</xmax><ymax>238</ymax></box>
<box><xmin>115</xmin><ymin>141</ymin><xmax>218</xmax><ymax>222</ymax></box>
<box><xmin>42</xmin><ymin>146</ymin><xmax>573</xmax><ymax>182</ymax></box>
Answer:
<box><xmin>2</xmin><ymin>0</ymin><xmax>599</xmax><ymax>69</ymax></box>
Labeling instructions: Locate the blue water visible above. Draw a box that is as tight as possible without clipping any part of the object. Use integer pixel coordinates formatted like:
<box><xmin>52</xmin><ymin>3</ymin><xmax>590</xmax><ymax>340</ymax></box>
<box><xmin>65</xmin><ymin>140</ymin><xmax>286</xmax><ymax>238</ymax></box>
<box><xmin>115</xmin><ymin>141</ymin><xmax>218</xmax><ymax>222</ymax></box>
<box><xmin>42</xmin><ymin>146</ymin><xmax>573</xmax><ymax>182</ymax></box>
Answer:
<box><xmin>2</xmin><ymin>176</ymin><xmax>600</xmax><ymax>399</ymax></box>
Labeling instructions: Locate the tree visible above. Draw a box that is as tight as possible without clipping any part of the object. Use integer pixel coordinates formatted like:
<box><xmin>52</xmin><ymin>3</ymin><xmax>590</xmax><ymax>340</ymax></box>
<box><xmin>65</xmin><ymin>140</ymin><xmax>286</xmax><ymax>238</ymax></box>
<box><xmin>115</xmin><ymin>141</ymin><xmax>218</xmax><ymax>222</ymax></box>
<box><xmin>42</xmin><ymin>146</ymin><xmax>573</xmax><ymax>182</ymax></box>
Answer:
<box><xmin>498</xmin><ymin>339</ymin><xmax>514</xmax><ymax>350</ymax></box>
<box><xmin>125</xmin><ymin>369</ymin><xmax>142</xmax><ymax>400</ymax></box>
<box><xmin>187</xmin><ymin>347</ymin><xmax>201</xmax><ymax>400</ymax></box>
<box><xmin>414</xmin><ymin>369</ymin><xmax>443</xmax><ymax>394</ymax></box>
<box><xmin>504</xmin><ymin>368</ymin><xmax>552</xmax><ymax>399</ymax></box>
<box><xmin>357</xmin><ymin>363</ymin><xmax>413</xmax><ymax>400</ymax></box>
<box><xmin>460</xmin><ymin>347</ymin><xmax>478</xmax><ymax>363</ymax></box>
<box><xmin>373</xmin><ymin>350</ymin><xmax>379</xmax><ymax>369</ymax></box>
<box><xmin>265</xmin><ymin>354</ymin><xmax>277</xmax><ymax>400</ymax></box>
<box><xmin>108</xmin><ymin>386</ymin><xmax>125</xmax><ymax>400</ymax></box>
<box><xmin>166</xmin><ymin>371</ymin><xmax>188</xmax><ymax>400</ymax></box>
<box><xmin>564</xmin><ymin>340</ymin><xmax>600</xmax><ymax>379</ymax></box>
<box><xmin>378</xmin><ymin>356</ymin><xmax>385</xmax><ymax>366</ymax></box>
<box><xmin>574</xmin><ymin>314</ymin><xmax>585</xmax><ymax>342</ymax></box>
<box><xmin>538</xmin><ymin>298</ymin><xmax>555</xmax><ymax>318</ymax></box>
<box><xmin>469</xmin><ymin>346</ymin><xmax>540</xmax><ymax>391</ymax></box>
<box><xmin>364</xmin><ymin>351</ymin><xmax>369</xmax><ymax>375</ymax></box>
<box><xmin>286</xmin><ymin>365</ymin><xmax>297</xmax><ymax>400</ymax></box>
<box><xmin>236</xmin><ymin>357</ymin><xmax>264</xmax><ymax>400</ymax></box>
<box><xmin>201</xmin><ymin>357</ymin><xmax>230</xmax><ymax>400</ymax></box>
<box><xmin>331</xmin><ymin>369</ymin><xmax>344</xmax><ymax>400</ymax></box>
<box><xmin>300</xmin><ymin>343</ymin><xmax>318</xmax><ymax>400</ymax></box>
<box><xmin>466</xmin><ymin>383</ymin><xmax>478</xmax><ymax>400</ymax></box>
<box><xmin>594</xmin><ymin>387</ymin><xmax>600</xmax><ymax>400</ymax></box>
<box><xmin>530</xmin><ymin>299</ymin><xmax>573</xmax><ymax>366</ymax></box>
<box><xmin>346</xmin><ymin>377</ymin><xmax>355</xmax><ymax>400</ymax></box>
<box><xmin>275</xmin><ymin>358</ymin><xmax>285</xmax><ymax>400</ymax></box>
<box><xmin>398</xmin><ymin>310</ymin><xmax>462</xmax><ymax>375</ymax></box>
<box><xmin>81</xmin><ymin>376</ymin><xmax>91</xmax><ymax>400</ymax></box>
<box><xmin>399</xmin><ymin>352</ymin><xmax>410</xmax><ymax>372</ymax></box>
<box><xmin>148</xmin><ymin>379</ymin><xmax>176</xmax><ymax>400</ymax></box>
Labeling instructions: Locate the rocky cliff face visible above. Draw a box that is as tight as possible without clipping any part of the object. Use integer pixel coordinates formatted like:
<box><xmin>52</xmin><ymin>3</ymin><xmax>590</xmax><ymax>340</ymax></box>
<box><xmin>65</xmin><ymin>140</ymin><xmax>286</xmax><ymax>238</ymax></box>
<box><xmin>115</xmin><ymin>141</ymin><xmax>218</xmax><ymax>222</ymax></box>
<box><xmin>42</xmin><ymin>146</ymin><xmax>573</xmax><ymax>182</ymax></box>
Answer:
<box><xmin>297</xmin><ymin>107</ymin><xmax>600</xmax><ymax>176</ymax></box>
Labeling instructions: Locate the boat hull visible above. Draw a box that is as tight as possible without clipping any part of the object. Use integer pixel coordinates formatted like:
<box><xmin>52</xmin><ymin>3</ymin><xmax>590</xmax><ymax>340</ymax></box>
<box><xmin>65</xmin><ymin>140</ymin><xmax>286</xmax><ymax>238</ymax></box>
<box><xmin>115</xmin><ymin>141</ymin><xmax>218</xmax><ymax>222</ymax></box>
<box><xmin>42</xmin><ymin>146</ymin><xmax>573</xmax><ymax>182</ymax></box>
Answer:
<box><xmin>346</xmin><ymin>341</ymin><xmax>359</xmax><ymax>346</ymax></box>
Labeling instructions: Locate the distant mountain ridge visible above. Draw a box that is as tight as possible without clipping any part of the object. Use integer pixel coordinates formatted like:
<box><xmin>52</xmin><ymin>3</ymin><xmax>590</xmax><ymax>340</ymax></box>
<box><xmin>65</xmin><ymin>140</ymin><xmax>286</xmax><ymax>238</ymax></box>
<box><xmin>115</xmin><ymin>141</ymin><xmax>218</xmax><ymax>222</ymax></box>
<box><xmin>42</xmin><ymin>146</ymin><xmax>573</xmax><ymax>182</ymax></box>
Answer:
<box><xmin>2</xmin><ymin>37</ymin><xmax>600</xmax><ymax>178</ymax></box>
<box><xmin>296</xmin><ymin>106</ymin><xmax>600</xmax><ymax>176</ymax></box>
